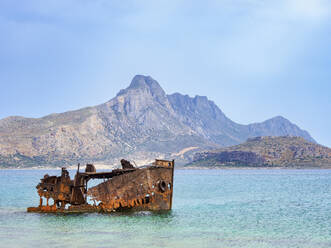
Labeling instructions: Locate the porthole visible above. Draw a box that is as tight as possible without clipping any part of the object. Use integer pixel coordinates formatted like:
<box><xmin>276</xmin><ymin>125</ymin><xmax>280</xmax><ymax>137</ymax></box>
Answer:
<box><xmin>159</xmin><ymin>181</ymin><xmax>167</xmax><ymax>192</ymax></box>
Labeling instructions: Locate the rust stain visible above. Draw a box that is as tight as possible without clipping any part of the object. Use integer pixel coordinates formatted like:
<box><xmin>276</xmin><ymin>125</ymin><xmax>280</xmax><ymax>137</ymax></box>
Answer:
<box><xmin>27</xmin><ymin>159</ymin><xmax>174</xmax><ymax>213</ymax></box>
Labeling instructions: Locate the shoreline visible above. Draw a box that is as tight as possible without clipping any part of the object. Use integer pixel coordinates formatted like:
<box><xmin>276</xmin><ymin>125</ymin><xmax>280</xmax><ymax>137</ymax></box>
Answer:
<box><xmin>182</xmin><ymin>166</ymin><xmax>331</xmax><ymax>170</ymax></box>
<box><xmin>1</xmin><ymin>166</ymin><xmax>330</xmax><ymax>170</ymax></box>
<box><xmin>0</xmin><ymin>163</ymin><xmax>119</xmax><ymax>171</ymax></box>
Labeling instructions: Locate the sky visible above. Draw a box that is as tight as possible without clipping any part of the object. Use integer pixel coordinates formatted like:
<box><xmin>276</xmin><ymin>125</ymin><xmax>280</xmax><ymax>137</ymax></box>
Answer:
<box><xmin>0</xmin><ymin>0</ymin><xmax>330</xmax><ymax>147</ymax></box>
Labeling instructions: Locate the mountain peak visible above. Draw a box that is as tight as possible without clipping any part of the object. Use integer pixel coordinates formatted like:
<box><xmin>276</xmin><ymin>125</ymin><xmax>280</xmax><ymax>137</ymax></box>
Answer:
<box><xmin>129</xmin><ymin>75</ymin><xmax>154</xmax><ymax>88</ymax></box>
<box><xmin>129</xmin><ymin>75</ymin><xmax>164</xmax><ymax>94</ymax></box>
<box><xmin>268</xmin><ymin>116</ymin><xmax>288</xmax><ymax>122</ymax></box>
<box><xmin>117</xmin><ymin>75</ymin><xmax>166</xmax><ymax>99</ymax></box>
<box><xmin>248</xmin><ymin>115</ymin><xmax>315</xmax><ymax>143</ymax></box>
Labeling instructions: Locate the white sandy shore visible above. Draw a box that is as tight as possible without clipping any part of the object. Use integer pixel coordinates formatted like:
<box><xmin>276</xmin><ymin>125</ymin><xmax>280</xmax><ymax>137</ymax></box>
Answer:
<box><xmin>2</xmin><ymin>165</ymin><xmax>329</xmax><ymax>170</ymax></box>
<box><xmin>182</xmin><ymin>166</ymin><xmax>330</xmax><ymax>170</ymax></box>
<box><xmin>0</xmin><ymin>163</ymin><xmax>118</xmax><ymax>170</ymax></box>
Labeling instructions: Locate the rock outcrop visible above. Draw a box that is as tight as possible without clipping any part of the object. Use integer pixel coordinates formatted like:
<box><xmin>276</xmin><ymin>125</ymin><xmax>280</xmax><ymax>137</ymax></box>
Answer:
<box><xmin>188</xmin><ymin>136</ymin><xmax>331</xmax><ymax>168</ymax></box>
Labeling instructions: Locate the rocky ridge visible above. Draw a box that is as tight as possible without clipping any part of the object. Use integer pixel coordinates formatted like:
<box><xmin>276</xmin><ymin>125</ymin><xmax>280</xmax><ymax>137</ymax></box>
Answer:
<box><xmin>188</xmin><ymin>136</ymin><xmax>331</xmax><ymax>168</ymax></box>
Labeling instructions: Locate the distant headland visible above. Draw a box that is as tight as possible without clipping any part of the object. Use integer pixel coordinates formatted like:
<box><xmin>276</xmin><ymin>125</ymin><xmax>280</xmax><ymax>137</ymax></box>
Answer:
<box><xmin>186</xmin><ymin>136</ymin><xmax>331</xmax><ymax>169</ymax></box>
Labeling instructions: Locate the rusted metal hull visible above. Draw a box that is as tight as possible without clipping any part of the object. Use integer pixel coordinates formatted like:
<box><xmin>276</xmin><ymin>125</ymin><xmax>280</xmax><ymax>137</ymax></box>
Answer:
<box><xmin>88</xmin><ymin>166</ymin><xmax>173</xmax><ymax>212</ymax></box>
<box><xmin>27</xmin><ymin>159</ymin><xmax>174</xmax><ymax>213</ymax></box>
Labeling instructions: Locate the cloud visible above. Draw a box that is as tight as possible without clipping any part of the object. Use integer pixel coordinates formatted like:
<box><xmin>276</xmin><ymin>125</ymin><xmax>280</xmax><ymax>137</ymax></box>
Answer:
<box><xmin>286</xmin><ymin>0</ymin><xmax>330</xmax><ymax>21</ymax></box>
<box><xmin>1</xmin><ymin>0</ymin><xmax>330</xmax><ymax>82</ymax></box>
<box><xmin>194</xmin><ymin>0</ymin><xmax>331</xmax><ymax>80</ymax></box>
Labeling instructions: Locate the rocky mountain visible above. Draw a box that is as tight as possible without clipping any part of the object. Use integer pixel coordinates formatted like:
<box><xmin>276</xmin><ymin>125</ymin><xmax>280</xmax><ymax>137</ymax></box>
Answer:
<box><xmin>168</xmin><ymin>94</ymin><xmax>314</xmax><ymax>146</ymax></box>
<box><xmin>187</xmin><ymin>136</ymin><xmax>331</xmax><ymax>168</ymax></box>
<box><xmin>0</xmin><ymin>75</ymin><xmax>315</xmax><ymax>168</ymax></box>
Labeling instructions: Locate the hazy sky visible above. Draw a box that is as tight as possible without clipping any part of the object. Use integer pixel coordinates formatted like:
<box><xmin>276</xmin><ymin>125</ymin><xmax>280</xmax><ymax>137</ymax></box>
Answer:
<box><xmin>0</xmin><ymin>0</ymin><xmax>330</xmax><ymax>146</ymax></box>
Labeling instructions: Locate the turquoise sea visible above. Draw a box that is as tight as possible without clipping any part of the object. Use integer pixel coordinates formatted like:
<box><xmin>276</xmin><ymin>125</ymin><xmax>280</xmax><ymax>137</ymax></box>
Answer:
<box><xmin>0</xmin><ymin>169</ymin><xmax>330</xmax><ymax>248</ymax></box>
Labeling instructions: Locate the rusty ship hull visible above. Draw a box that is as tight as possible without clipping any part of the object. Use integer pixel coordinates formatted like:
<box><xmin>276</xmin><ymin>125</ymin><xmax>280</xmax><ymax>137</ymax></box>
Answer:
<box><xmin>27</xmin><ymin>159</ymin><xmax>174</xmax><ymax>213</ymax></box>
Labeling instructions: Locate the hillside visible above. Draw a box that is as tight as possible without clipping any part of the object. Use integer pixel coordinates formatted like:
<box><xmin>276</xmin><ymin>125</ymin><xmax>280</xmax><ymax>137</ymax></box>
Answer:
<box><xmin>0</xmin><ymin>75</ymin><xmax>315</xmax><ymax>168</ymax></box>
<box><xmin>187</xmin><ymin>136</ymin><xmax>331</xmax><ymax>168</ymax></box>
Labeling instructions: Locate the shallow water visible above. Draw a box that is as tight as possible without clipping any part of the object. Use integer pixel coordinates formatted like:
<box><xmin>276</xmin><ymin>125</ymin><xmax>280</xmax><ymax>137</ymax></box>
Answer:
<box><xmin>0</xmin><ymin>169</ymin><xmax>330</xmax><ymax>248</ymax></box>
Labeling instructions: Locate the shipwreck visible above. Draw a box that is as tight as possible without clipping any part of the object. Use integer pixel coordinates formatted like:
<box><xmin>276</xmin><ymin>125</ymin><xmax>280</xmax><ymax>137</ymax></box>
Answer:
<box><xmin>27</xmin><ymin>159</ymin><xmax>174</xmax><ymax>213</ymax></box>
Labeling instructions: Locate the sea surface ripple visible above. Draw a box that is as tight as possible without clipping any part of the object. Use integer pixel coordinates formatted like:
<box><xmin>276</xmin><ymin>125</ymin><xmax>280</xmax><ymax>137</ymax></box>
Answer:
<box><xmin>0</xmin><ymin>169</ymin><xmax>330</xmax><ymax>248</ymax></box>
